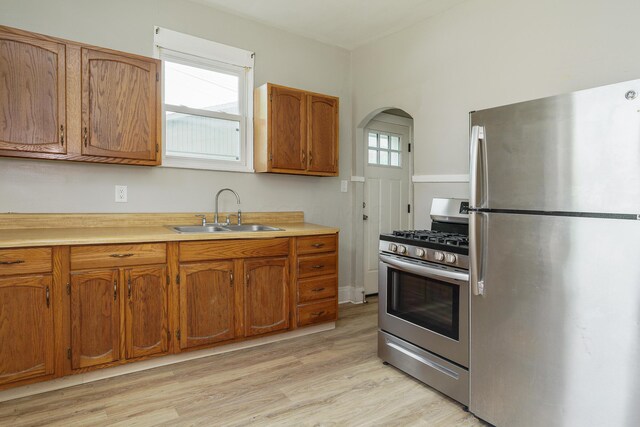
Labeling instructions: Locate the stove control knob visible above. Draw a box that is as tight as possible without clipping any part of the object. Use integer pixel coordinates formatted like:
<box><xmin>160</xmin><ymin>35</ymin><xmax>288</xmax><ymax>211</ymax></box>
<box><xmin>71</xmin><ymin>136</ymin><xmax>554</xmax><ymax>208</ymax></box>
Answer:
<box><xmin>397</xmin><ymin>245</ymin><xmax>407</xmax><ymax>255</ymax></box>
<box><xmin>445</xmin><ymin>253</ymin><xmax>457</xmax><ymax>264</ymax></box>
<box><xmin>415</xmin><ymin>248</ymin><xmax>426</xmax><ymax>258</ymax></box>
<box><xmin>388</xmin><ymin>243</ymin><xmax>398</xmax><ymax>252</ymax></box>
<box><xmin>434</xmin><ymin>252</ymin><xmax>445</xmax><ymax>261</ymax></box>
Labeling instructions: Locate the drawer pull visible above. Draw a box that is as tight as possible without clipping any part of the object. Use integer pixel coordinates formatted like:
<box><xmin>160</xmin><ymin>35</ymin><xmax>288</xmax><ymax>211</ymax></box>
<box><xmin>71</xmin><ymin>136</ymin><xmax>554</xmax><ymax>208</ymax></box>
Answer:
<box><xmin>109</xmin><ymin>253</ymin><xmax>135</xmax><ymax>258</ymax></box>
<box><xmin>0</xmin><ymin>259</ymin><xmax>25</xmax><ymax>265</ymax></box>
<box><xmin>311</xmin><ymin>310</ymin><xmax>326</xmax><ymax>316</ymax></box>
<box><xmin>311</xmin><ymin>243</ymin><xmax>325</xmax><ymax>248</ymax></box>
<box><xmin>312</xmin><ymin>287</ymin><xmax>326</xmax><ymax>292</ymax></box>
<box><xmin>311</xmin><ymin>264</ymin><xmax>324</xmax><ymax>269</ymax></box>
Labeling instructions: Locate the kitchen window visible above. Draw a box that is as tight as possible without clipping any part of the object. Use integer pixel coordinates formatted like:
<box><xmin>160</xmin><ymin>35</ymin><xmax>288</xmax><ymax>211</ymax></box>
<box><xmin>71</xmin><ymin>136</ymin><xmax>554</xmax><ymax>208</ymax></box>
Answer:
<box><xmin>154</xmin><ymin>27</ymin><xmax>254</xmax><ymax>172</ymax></box>
<box><xmin>368</xmin><ymin>131</ymin><xmax>401</xmax><ymax>167</ymax></box>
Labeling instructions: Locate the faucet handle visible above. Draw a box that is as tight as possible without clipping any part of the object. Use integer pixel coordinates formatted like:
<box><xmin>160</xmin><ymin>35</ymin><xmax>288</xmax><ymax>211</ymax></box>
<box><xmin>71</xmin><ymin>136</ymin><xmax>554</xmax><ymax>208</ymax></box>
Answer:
<box><xmin>195</xmin><ymin>214</ymin><xmax>207</xmax><ymax>226</ymax></box>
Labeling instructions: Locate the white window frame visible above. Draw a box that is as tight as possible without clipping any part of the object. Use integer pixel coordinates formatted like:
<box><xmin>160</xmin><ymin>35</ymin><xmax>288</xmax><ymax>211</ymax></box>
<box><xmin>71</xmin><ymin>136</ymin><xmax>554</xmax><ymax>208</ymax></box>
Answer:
<box><xmin>367</xmin><ymin>130</ymin><xmax>402</xmax><ymax>168</ymax></box>
<box><xmin>154</xmin><ymin>27</ymin><xmax>254</xmax><ymax>172</ymax></box>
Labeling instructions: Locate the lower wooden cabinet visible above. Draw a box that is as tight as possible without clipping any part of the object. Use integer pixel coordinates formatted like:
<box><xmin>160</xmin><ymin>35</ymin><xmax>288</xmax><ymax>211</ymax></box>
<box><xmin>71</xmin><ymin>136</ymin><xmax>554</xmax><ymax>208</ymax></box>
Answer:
<box><xmin>0</xmin><ymin>234</ymin><xmax>338</xmax><ymax>391</ymax></box>
<box><xmin>125</xmin><ymin>266</ymin><xmax>168</xmax><ymax>359</ymax></box>
<box><xmin>244</xmin><ymin>257</ymin><xmax>289</xmax><ymax>337</ymax></box>
<box><xmin>0</xmin><ymin>275</ymin><xmax>54</xmax><ymax>386</ymax></box>
<box><xmin>179</xmin><ymin>261</ymin><xmax>235</xmax><ymax>350</ymax></box>
<box><xmin>70</xmin><ymin>269</ymin><xmax>120</xmax><ymax>369</ymax></box>
<box><xmin>70</xmin><ymin>265</ymin><xmax>168</xmax><ymax>370</ymax></box>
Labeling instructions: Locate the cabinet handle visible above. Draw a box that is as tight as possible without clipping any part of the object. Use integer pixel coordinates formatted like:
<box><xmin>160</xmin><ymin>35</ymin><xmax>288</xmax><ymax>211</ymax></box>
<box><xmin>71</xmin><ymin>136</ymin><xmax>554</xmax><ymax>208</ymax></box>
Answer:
<box><xmin>109</xmin><ymin>253</ymin><xmax>134</xmax><ymax>258</ymax></box>
<box><xmin>60</xmin><ymin>125</ymin><xmax>64</xmax><ymax>145</ymax></box>
<box><xmin>311</xmin><ymin>264</ymin><xmax>324</xmax><ymax>269</ymax></box>
<box><xmin>0</xmin><ymin>259</ymin><xmax>25</xmax><ymax>265</ymax></box>
<box><xmin>311</xmin><ymin>243</ymin><xmax>325</xmax><ymax>248</ymax></box>
<box><xmin>83</xmin><ymin>127</ymin><xmax>88</xmax><ymax>147</ymax></box>
<box><xmin>302</xmin><ymin>150</ymin><xmax>306</xmax><ymax>165</ymax></box>
<box><xmin>229</xmin><ymin>271</ymin><xmax>234</xmax><ymax>287</ymax></box>
<box><xmin>45</xmin><ymin>286</ymin><xmax>50</xmax><ymax>308</ymax></box>
<box><xmin>311</xmin><ymin>311</ymin><xmax>325</xmax><ymax>317</ymax></box>
<box><xmin>114</xmin><ymin>280</ymin><xmax>118</xmax><ymax>301</ymax></box>
<box><xmin>312</xmin><ymin>287</ymin><xmax>325</xmax><ymax>292</ymax></box>
<box><xmin>127</xmin><ymin>277</ymin><xmax>132</xmax><ymax>299</ymax></box>
<box><xmin>309</xmin><ymin>151</ymin><xmax>313</xmax><ymax>164</ymax></box>
<box><xmin>246</xmin><ymin>273</ymin><xmax>250</xmax><ymax>286</ymax></box>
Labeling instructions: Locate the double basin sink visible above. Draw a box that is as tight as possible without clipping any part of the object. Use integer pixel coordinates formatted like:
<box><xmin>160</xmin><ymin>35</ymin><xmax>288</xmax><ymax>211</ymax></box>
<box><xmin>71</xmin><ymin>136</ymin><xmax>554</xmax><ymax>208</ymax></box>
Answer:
<box><xmin>171</xmin><ymin>224</ymin><xmax>283</xmax><ymax>234</ymax></box>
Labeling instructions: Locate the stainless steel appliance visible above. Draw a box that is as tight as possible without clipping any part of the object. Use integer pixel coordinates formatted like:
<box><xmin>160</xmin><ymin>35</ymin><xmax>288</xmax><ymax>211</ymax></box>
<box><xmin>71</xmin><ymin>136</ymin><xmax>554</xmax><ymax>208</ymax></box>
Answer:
<box><xmin>378</xmin><ymin>198</ymin><xmax>470</xmax><ymax>405</ymax></box>
<box><xmin>469</xmin><ymin>79</ymin><xmax>640</xmax><ymax>427</ymax></box>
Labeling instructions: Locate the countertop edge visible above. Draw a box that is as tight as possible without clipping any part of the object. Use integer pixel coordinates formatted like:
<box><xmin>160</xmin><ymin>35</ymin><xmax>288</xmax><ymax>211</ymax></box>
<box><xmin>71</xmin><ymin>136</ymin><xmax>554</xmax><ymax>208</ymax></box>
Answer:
<box><xmin>0</xmin><ymin>222</ymin><xmax>340</xmax><ymax>249</ymax></box>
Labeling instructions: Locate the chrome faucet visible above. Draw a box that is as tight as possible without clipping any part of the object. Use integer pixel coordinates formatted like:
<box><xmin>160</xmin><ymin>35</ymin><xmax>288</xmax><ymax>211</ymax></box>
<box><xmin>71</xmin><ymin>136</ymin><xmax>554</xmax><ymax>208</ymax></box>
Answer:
<box><xmin>214</xmin><ymin>188</ymin><xmax>242</xmax><ymax>225</ymax></box>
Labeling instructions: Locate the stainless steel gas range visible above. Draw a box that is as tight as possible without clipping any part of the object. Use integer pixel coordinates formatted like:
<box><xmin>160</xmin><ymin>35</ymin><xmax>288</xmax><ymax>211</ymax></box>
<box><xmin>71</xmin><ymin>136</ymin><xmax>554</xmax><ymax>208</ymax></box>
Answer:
<box><xmin>378</xmin><ymin>198</ymin><xmax>470</xmax><ymax>406</ymax></box>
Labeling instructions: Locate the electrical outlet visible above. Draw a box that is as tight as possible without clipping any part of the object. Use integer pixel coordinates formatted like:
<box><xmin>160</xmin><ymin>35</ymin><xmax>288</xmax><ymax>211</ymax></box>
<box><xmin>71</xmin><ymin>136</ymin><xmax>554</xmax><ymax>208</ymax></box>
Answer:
<box><xmin>115</xmin><ymin>185</ymin><xmax>127</xmax><ymax>203</ymax></box>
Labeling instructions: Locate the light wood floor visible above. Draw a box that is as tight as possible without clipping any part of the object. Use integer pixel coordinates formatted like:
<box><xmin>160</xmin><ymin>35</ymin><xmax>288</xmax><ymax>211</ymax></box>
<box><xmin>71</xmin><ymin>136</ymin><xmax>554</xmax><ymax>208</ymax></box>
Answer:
<box><xmin>0</xmin><ymin>298</ymin><xmax>486</xmax><ymax>426</ymax></box>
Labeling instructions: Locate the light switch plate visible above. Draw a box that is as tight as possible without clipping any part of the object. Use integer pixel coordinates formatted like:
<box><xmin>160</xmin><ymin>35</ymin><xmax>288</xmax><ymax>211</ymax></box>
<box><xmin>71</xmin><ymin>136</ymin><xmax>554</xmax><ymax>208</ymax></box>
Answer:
<box><xmin>340</xmin><ymin>180</ymin><xmax>348</xmax><ymax>193</ymax></box>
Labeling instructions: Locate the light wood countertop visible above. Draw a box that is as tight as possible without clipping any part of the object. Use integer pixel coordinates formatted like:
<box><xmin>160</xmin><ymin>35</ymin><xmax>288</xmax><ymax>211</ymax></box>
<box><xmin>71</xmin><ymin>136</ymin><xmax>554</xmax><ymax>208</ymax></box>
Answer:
<box><xmin>0</xmin><ymin>212</ymin><xmax>339</xmax><ymax>248</ymax></box>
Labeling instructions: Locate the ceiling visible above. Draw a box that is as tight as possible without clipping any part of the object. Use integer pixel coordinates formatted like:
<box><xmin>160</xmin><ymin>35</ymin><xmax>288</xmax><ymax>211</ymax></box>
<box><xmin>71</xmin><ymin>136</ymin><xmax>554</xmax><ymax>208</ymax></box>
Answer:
<box><xmin>196</xmin><ymin>0</ymin><xmax>468</xmax><ymax>50</ymax></box>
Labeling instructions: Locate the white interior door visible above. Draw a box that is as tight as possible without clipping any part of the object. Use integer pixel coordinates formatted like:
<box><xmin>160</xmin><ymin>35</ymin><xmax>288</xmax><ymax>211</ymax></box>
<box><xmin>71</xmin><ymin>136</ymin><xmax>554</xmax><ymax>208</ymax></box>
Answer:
<box><xmin>363</xmin><ymin>116</ymin><xmax>412</xmax><ymax>295</ymax></box>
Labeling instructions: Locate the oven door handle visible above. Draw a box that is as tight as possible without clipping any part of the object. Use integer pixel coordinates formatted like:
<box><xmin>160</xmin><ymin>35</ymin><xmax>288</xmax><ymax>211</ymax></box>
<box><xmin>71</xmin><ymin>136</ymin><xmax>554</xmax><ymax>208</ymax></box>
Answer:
<box><xmin>379</xmin><ymin>254</ymin><xmax>469</xmax><ymax>283</ymax></box>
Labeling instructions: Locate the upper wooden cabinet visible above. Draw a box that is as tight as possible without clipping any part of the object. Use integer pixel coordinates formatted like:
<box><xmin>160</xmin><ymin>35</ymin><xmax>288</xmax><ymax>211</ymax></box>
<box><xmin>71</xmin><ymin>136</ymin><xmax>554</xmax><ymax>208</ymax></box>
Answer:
<box><xmin>81</xmin><ymin>48</ymin><xmax>159</xmax><ymax>162</ymax></box>
<box><xmin>0</xmin><ymin>31</ymin><xmax>66</xmax><ymax>155</ymax></box>
<box><xmin>0</xmin><ymin>25</ymin><xmax>160</xmax><ymax>166</ymax></box>
<box><xmin>254</xmin><ymin>83</ymin><xmax>339</xmax><ymax>176</ymax></box>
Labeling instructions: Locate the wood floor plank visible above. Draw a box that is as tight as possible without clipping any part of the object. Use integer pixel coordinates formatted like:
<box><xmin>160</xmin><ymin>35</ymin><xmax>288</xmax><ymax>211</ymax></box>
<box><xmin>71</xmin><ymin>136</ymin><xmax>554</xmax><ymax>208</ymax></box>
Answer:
<box><xmin>0</xmin><ymin>297</ymin><xmax>486</xmax><ymax>426</ymax></box>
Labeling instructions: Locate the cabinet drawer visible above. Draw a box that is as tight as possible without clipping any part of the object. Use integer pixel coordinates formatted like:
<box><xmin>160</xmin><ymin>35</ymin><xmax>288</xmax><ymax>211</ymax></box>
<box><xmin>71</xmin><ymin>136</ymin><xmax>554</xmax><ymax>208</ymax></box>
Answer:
<box><xmin>0</xmin><ymin>247</ymin><xmax>52</xmax><ymax>276</ymax></box>
<box><xmin>298</xmin><ymin>275</ymin><xmax>337</xmax><ymax>303</ymax></box>
<box><xmin>297</xmin><ymin>299</ymin><xmax>337</xmax><ymax>327</ymax></box>
<box><xmin>296</xmin><ymin>234</ymin><xmax>337</xmax><ymax>255</ymax></box>
<box><xmin>297</xmin><ymin>253</ymin><xmax>337</xmax><ymax>279</ymax></box>
<box><xmin>180</xmin><ymin>238</ymin><xmax>289</xmax><ymax>262</ymax></box>
<box><xmin>71</xmin><ymin>243</ymin><xmax>166</xmax><ymax>270</ymax></box>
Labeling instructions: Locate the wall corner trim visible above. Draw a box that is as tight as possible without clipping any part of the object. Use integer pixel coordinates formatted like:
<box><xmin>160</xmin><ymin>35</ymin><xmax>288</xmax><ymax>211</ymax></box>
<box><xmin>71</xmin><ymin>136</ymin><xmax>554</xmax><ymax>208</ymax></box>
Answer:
<box><xmin>412</xmin><ymin>174</ymin><xmax>469</xmax><ymax>183</ymax></box>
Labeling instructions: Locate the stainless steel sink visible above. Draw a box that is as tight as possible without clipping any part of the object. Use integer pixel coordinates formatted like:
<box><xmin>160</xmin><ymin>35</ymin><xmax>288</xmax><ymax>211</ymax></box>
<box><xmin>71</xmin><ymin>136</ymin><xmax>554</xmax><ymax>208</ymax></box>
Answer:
<box><xmin>223</xmin><ymin>224</ymin><xmax>283</xmax><ymax>232</ymax></box>
<box><xmin>170</xmin><ymin>224</ymin><xmax>283</xmax><ymax>233</ymax></box>
<box><xmin>171</xmin><ymin>225</ymin><xmax>231</xmax><ymax>233</ymax></box>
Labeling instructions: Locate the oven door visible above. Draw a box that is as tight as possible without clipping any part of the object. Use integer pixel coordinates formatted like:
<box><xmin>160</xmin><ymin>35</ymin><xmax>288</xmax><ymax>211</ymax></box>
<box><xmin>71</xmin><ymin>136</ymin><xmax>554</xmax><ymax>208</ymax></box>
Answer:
<box><xmin>379</xmin><ymin>253</ymin><xmax>469</xmax><ymax>367</ymax></box>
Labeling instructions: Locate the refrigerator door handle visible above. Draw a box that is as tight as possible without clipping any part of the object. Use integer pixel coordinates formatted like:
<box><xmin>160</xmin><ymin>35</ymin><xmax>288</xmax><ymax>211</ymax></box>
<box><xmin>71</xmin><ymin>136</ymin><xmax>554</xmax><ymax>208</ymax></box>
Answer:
<box><xmin>469</xmin><ymin>125</ymin><xmax>486</xmax><ymax>208</ymax></box>
<box><xmin>470</xmin><ymin>211</ymin><xmax>485</xmax><ymax>296</ymax></box>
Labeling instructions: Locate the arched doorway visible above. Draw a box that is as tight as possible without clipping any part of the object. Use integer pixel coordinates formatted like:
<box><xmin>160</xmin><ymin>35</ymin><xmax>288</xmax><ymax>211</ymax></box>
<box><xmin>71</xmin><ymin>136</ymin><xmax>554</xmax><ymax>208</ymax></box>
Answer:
<box><xmin>355</xmin><ymin>108</ymin><xmax>414</xmax><ymax>299</ymax></box>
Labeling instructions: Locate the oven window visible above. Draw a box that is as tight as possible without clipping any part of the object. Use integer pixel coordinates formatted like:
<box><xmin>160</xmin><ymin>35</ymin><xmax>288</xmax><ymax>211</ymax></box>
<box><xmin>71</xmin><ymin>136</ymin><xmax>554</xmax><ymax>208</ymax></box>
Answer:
<box><xmin>387</xmin><ymin>269</ymin><xmax>459</xmax><ymax>340</ymax></box>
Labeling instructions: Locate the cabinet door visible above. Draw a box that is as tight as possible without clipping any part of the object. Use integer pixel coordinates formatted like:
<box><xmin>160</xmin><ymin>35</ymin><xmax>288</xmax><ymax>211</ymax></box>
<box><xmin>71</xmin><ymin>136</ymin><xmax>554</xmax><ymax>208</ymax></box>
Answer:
<box><xmin>179</xmin><ymin>261</ymin><xmax>235</xmax><ymax>349</ymax></box>
<box><xmin>307</xmin><ymin>94</ymin><xmax>338</xmax><ymax>174</ymax></box>
<box><xmin>0</xmin><ymin>31</ymin><xmax>66</xmax><ymax>154</ymax></box>
<box><xmin>124</xmin><ymin>266</ymin><xmax>168</xmax><ymax>359</ymax></box>
<box><xmin>70</xmin><ymin>269</ymin><xmax>120</xmax><ymax>369</ymax></box>
<box><xmin>270</xmin><ymin>85</ymin><xmax>306</xmax><ymax>171</ymax></box>
<box><xmin>244</xmin><ymin>257</ymin><xmax>289</xmax><ymax>337</ymax></box>
<box><xmin>81</xmin><ymin>48</ymin><xmax>158</xmax><ymax>161</ymax></box>
<box><xmin>0</xmin><ymin>275</ymin><xmax>54</xmax><ymax>385</ymax></box>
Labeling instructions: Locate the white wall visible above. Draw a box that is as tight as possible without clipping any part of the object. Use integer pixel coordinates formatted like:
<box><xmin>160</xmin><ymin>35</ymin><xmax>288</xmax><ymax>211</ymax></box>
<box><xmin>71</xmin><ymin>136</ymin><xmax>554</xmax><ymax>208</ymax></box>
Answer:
<box><xmin>352</xmin><ymin>0</ymin><xmax>640</xmax><ymax>228</ymax></box>
<box><xmin>0</xmin><ymin>0</ymin><xmax>353</xmax><ymax>296</ymax></box>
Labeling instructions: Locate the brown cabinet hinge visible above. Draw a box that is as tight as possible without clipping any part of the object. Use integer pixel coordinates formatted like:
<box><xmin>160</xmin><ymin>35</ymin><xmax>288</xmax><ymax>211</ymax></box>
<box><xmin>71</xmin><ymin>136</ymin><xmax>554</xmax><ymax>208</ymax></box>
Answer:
<box><xmin>67</xmin><ymin>348</ymin><xmax>71</xmax><ymax>360</ymax></box>
<box><xmin>176</xmin><ymin>330</ymin><xmax>181</xmax><ymax>340</ymax></box>
<box><xmin>176</xmin><ymin>274</ymin><xmax>180</xmax><ymax>285</ymax></box>
<box><xmin>66</xmin><ymin>283</ymin><xmax>71</xmax><ymax>295</ymax></box>
<box><xmin>167</xmin><ymin>275</ymin><xmax>170</xmax><ymax>285</ymax></box>
<box><xmin>156</xmin><ymin>72</ymin><xmax>159</xmax><ymax>82</ymax></box>
<box><xmin>60</xmin><ymin>125</ymin><xmax>64</xmax><ymax>145</ymax></box>
<box><xmin>156</xmin><ymin>143</ymin><xmax>159</xmax><ymax>153</ymax></box>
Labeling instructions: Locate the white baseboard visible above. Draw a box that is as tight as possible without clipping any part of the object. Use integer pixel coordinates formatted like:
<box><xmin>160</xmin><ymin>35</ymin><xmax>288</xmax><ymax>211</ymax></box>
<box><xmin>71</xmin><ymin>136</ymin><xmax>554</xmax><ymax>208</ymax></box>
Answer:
<box><xmin>0</xmin><ymin>322</ymin><xmax>335</xmax><ymax>403</ymax></box>
<box><xmin>412</xmin><ymin>174</ymin><xmax>469</xmax><ymax>183</ymax></box>
<box><xmin>339</xmin><ymin>285</ymin><xmax>366</xmax><ymax>304</ymax></box>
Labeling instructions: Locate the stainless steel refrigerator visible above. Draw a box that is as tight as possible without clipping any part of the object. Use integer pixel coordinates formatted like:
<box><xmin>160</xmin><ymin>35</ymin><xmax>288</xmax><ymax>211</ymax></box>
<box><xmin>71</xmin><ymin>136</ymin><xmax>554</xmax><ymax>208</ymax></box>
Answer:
<box><xmin>468</xmin><ymin>79</ymin><xmax>640</xmax><ymax>427</ymax></box>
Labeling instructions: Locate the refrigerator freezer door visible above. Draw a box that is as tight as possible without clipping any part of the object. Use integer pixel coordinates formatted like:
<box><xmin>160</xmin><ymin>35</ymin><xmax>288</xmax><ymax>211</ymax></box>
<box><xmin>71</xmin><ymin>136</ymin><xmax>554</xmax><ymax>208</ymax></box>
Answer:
<box><xmin>470</xmin><ymin>79</ymin><xmax>640</xmax><ymax>214</ymax></box>
<box><xmin>470</xmin><ymin>213</ymin><xmax>640</xmax><ymax>427</ymax></box>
